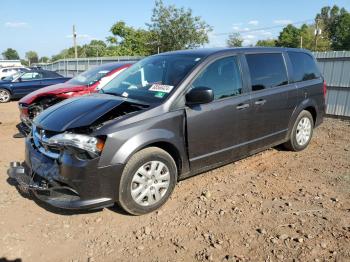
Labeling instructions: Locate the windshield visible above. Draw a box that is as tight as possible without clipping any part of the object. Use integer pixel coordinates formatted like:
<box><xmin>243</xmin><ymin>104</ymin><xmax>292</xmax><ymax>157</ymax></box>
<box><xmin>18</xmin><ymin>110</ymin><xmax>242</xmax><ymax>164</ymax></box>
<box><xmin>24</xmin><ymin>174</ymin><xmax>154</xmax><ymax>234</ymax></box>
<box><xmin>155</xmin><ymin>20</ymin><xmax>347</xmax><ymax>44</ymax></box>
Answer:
<box><xmin>101</xmin><ymin>54</ymin><xmax>203</xmax><ymax>103</ymax></box>
<box><xmin>68</xmin><ymin>66</ymin><xmax>112</xmax><ymax>86</ymax></box>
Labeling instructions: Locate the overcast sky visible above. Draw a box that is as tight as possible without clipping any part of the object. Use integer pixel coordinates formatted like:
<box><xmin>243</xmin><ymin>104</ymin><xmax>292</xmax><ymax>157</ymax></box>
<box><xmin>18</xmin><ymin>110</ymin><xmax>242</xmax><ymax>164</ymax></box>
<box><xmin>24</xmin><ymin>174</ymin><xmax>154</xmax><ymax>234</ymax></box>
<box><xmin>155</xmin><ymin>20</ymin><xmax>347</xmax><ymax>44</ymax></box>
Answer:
<box><xmin>1</xmin><ymin>0</ymin><xmax>349</xmax><ymax>58</ymax></box>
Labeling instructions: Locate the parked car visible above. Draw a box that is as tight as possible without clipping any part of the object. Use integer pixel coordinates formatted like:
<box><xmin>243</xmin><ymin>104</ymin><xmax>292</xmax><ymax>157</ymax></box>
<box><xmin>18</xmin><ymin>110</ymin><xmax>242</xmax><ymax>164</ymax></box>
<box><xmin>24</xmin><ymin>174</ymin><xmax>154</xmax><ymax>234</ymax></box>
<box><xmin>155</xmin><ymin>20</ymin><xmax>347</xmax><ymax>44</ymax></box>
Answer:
<box><xmin>16</xmin><ymin>62</ymin><xmax>133</xmax><ymax>135</ymax></box>
<box><xmin>8</xmin><ymin>48</ymin><xmax>326</xmax><ymax>215</ymax></box>
<box><xmin>0</xmin><ymin>70</ymin><xmax>70</xmax><ymax>103</ymax></box>
<box><xmin>0</xmin><ymin>66</ymin><xmax>29</xmax><ymax>80</ymax></box>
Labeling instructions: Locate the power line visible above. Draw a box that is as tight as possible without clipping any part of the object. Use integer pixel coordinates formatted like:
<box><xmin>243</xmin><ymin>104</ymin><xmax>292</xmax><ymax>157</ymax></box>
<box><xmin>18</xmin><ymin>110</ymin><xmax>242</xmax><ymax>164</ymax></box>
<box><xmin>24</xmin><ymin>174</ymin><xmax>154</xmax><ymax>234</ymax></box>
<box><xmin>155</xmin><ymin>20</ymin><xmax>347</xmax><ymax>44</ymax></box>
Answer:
<box><xmin>213</xmin><ymin>19</ymin><xmax>315</xmax><ymax>36</ymax></box>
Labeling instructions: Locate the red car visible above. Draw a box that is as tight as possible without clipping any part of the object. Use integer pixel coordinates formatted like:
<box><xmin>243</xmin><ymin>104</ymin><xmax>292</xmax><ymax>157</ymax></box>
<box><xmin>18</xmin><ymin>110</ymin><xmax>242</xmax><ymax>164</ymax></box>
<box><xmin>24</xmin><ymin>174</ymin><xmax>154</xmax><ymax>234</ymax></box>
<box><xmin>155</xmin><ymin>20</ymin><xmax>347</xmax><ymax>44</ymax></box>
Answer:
<box><xmin>17</xmin><ymin>62</ymin><xmax>133</xmax><ymax>135</ymax></box>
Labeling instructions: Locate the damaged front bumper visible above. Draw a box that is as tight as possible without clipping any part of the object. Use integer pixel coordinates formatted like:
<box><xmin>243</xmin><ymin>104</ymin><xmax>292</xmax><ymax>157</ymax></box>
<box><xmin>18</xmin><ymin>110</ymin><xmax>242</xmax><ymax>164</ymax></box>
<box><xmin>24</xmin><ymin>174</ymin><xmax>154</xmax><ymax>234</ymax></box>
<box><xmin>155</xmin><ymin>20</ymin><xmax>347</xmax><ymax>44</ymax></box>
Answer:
<box><xmin>17</xmin><ymin>105</ymin><xmax>32</xmax><ymax>136</ymax></box>
<box><xmin>7</xmin><ymin>138</ymin><xmax>124</xmax><ymax>210</ymax></box>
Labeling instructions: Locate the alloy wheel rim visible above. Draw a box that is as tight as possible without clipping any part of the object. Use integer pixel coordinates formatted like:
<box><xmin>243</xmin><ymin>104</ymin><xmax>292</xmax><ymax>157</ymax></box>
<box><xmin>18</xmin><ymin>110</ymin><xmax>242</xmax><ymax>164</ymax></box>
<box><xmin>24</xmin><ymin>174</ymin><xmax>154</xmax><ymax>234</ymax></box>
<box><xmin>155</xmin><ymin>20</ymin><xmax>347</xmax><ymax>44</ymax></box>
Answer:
<box><xmin>0</xmin><ymin>90</ymin><xmax>10</xmax><ymax>102</ymax></box>
<box><xmin>131</xmin><ymin>161</ymin><xmax>170</xmax><ymax>206</ymax></box>
<box><xmin>296</xmin><ymin>117</ymin><xmax>312</xmax><ymax>146</ymax></box>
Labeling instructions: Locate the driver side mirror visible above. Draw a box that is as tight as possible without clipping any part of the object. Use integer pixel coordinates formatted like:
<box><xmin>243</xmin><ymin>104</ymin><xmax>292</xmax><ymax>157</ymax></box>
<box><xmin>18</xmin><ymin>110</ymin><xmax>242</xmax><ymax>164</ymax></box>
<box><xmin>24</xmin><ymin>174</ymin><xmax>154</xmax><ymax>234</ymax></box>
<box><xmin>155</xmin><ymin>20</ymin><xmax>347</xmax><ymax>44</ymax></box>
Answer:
<box><xmin>186</xmin><ymin>87</ymin><xmax>214</xmax><ymax>106</ymax></box>
<box><xmin>17</xmin><ymin>77</ymin><xmax>22</xmax><ymax>82</ymax></box>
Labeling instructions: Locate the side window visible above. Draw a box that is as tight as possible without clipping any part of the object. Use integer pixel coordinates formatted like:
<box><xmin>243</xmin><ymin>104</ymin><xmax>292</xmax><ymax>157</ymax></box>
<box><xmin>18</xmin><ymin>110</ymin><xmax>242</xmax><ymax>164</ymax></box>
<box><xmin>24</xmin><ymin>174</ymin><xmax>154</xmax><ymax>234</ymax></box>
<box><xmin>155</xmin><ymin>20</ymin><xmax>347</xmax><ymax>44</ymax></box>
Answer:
<box><xmin>192</xmin><ymin>56</ymin><xmax>242</xmax><ymax>100</ymax></box>
<box><xmin>288</xmin><ymin>52</ymin><xmax>320</xmax><ymax>82</ymax></box>
<box><xmin>21</xmin><ymin>72</ymin><xmax>34</xmax><ymax>80</ymax></box>
<box><xmin>246</xmin><ymin>53</ymin><xmax>288</xmax><ymax>91</ymax></box>
<box><xmin>21</xmin><ymin>72</ymin><xmax>42</xmax><ymax>80</ymax></box>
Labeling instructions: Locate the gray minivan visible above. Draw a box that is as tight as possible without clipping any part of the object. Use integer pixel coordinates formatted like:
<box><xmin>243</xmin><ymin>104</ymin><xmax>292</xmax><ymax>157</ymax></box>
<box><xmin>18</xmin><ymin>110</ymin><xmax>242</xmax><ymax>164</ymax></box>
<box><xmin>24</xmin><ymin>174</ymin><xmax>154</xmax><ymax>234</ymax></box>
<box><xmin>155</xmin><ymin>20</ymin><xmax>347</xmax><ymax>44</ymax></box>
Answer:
<box><xmin>8</xmin><ymin>47</ymin><xmax>326</xmax><ymax>215</ymax></box>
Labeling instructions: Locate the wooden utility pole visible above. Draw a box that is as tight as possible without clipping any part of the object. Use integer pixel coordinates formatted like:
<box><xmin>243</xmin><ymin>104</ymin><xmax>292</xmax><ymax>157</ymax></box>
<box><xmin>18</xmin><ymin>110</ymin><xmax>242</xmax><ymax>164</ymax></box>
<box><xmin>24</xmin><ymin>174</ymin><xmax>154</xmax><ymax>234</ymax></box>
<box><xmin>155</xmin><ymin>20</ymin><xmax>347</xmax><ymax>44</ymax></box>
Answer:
<box><xmin>314</xmin><ymin>19</ymin><xmax>322</xmax><ymax>50</ymax></box>
<box><xmin>300</xmin><ymin>36</ymin><xmax>303</xmax><ymax>48</ymax></box>
<box><xmin>73</xmin><ymin>25</ymin><xmax>78</xmax><ymax>59</ymax></box>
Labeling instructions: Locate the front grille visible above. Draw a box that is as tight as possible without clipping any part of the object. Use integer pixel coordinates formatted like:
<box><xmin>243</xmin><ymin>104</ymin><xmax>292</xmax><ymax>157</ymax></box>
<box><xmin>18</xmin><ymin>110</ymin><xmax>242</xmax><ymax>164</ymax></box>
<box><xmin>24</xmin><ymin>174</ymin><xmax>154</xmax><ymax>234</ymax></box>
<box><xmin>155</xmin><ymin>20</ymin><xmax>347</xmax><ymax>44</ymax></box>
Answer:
<box><xmin>32</xmin><ymin>125</ymin><xmax>61</xmax><ymax>159</ymax></box>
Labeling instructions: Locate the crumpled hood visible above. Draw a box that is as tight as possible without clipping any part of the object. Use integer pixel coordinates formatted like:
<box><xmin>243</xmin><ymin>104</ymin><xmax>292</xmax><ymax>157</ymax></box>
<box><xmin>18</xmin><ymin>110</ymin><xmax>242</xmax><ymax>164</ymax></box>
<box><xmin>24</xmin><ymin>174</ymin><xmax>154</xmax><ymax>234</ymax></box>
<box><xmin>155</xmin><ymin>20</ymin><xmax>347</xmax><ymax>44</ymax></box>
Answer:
<box><xmin>19</xmin><ymin>82</ymin><xmax>86</xmax><ymax>105</ymax></box>
<box><xmin>34</xmin><ymin>94</ymin><xmax>135</xmax><ymax>132</ymax></box>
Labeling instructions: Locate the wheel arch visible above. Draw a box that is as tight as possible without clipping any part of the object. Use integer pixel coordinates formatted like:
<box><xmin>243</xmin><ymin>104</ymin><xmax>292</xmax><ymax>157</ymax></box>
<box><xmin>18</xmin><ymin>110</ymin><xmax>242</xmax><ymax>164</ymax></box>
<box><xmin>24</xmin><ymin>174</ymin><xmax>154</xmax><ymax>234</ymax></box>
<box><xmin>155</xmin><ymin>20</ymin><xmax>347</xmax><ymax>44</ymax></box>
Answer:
<box><xmin>0</xmin><ymin>87</ymin><xmax>12</xmax><ymax>94</ymax></box>
<box><xmin>303</xmin><ymin>106</ymin><xmax>317</xmax><ymax>125</ymax></box>
<box><xmin>287</xmin><ymin>98</ymin><xmax>319</xmax><ymax>138</ymax></box>
<box><xmin>141</xmin><ymin>141</ymin><xmax>183</xmax><ymax>177</ymax></box>
<box><xmin>109</xmin><ymin>129</ymin><xmax>188</xmax><ymax>178</ymax></box>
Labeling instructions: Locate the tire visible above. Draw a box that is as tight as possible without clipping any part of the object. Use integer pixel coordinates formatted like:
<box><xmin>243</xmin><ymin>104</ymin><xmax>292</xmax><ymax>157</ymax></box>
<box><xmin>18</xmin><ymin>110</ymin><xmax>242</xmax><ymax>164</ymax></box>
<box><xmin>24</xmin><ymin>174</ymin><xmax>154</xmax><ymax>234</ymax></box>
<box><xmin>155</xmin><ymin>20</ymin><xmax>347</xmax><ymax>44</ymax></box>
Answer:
<box><xmin>118</xmin><ymin>147</ymin><xmax>178</xmax><ymax>215</ymax></box>
<box><xmin>284</xmin><ymin>110</ymin><xmax>314</xmax><ymax>151</ymax></box>
<box><xmin>0</xmin><ymin>88</ymin><xmax>11</xmax><ymax>103</ymax></box>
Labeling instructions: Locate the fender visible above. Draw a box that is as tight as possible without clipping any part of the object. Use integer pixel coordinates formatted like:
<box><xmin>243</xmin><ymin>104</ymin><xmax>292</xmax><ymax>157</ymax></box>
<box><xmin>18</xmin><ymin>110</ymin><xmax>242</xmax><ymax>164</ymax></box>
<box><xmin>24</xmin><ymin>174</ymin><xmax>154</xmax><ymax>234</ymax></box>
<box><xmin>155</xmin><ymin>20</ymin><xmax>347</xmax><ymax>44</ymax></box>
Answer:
<box><xmin>109</xmin><ymin>128</ymin><xmax>187</xmax><ymax>169</ymax></box>
<box><xmin>286</xmin><ymin>98</ymin><xmax>320</xmax><ymax>138</ymax></box>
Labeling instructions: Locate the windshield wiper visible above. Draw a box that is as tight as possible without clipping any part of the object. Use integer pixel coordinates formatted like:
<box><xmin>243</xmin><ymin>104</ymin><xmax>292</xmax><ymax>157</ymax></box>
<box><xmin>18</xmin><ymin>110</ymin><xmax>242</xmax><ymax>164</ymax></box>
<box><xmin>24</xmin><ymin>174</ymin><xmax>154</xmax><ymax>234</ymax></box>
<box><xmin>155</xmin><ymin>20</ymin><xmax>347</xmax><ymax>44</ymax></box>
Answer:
<box><xmin>100</xmin><ymin>90</ymin><xmax>123</xmax><ymax>97</ymax></box>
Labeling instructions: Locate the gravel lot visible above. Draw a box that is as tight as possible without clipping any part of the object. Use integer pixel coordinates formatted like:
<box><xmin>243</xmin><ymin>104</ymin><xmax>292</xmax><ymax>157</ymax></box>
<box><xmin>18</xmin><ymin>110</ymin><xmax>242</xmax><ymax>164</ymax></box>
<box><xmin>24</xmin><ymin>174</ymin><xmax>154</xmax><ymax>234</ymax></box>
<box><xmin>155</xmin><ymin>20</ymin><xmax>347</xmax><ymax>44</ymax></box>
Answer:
<box><xmin>0</xmin><ymin>101</ymin><xmax>349</xmax><ymax>262</ymax></box>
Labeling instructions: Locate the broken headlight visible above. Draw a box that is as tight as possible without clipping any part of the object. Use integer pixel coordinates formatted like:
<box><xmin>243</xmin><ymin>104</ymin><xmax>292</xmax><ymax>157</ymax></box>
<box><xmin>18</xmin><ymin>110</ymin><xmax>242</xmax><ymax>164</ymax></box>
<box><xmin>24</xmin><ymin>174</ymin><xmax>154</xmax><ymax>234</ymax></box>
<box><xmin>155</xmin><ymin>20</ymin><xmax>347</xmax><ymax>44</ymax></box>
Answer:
<box><xmin>47</xmin><ymin>133</ymin><xmax>105</xmax><ymax>156</ymax></box>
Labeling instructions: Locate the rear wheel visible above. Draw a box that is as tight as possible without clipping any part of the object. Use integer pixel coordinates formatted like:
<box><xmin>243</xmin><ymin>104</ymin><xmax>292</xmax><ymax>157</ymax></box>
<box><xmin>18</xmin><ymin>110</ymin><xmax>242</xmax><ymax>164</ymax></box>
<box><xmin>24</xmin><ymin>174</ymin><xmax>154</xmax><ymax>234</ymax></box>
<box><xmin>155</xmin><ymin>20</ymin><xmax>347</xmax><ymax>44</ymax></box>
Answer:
<box><xmin>284</xmin><ymin>110</ymin><xmax>314</xmax><ymax>151</ymax></box>
<box><xmin>118</xmin><ymin>147</ymin><xmax>177</xmax><ymax>215</ymax></box>
<box><xmin>0</xmin><ymin>89</ymin><xmax>11</xmax><ymax>103</ymax></box>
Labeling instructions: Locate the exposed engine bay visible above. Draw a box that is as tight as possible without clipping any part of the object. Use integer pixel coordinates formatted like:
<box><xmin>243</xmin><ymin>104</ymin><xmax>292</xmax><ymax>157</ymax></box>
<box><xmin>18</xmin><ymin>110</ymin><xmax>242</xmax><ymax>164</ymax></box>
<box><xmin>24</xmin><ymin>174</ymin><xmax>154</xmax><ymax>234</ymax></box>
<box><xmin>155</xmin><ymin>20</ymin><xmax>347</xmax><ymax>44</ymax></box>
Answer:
<box><xmin>28</xmin><ymin>96</ymin><xmax>63</xmax><ymax>119</ymax></box>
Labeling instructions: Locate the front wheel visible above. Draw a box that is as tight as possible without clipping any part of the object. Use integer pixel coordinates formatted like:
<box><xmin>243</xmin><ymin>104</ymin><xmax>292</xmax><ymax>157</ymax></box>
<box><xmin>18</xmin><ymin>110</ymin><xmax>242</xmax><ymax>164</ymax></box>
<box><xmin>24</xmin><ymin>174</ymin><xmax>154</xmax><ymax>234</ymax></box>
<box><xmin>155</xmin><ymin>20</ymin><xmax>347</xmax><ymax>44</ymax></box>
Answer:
<box><xmin>118</xmin><ymin>147</ymin><xmax>177</xmax><ymax>215</ymax></box>
<box><xmin>284</xmin><ymin>110</ymin><xmax>314</xmax><ymax>151</ymax></box>
<box><xmin>0</xmin><ymin>89</ymin><xmax>11</xmax><ymax>103</ymax></box>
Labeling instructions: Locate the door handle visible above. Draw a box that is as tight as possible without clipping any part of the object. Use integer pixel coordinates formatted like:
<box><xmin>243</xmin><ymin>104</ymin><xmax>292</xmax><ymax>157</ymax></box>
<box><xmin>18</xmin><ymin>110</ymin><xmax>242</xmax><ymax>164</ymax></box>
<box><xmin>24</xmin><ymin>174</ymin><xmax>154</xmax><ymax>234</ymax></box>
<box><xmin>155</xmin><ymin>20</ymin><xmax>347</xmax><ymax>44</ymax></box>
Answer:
<box><xmin>236</xmin><ymin>103</ymin><xmax>250</xmax><ymax>110</ymax></box>
<box><xmin>254</xmin><ymin>99</ymin><xmax>266</xmax><ymax>105</ymax></box>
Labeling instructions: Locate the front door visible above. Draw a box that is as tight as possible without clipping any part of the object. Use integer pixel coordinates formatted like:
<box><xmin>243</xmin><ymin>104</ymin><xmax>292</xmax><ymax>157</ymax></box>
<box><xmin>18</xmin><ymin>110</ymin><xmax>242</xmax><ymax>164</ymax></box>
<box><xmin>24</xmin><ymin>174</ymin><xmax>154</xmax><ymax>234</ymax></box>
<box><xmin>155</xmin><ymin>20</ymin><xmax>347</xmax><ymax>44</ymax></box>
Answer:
<box><xmin>185</xmin><ymin>55</ymin><xmax>251</xmax><ymax>172</ymax></box>
<box><xmin>13</xmin><ymin>72</ymin><xmax>44</xmax><ymax>97</ymax></box>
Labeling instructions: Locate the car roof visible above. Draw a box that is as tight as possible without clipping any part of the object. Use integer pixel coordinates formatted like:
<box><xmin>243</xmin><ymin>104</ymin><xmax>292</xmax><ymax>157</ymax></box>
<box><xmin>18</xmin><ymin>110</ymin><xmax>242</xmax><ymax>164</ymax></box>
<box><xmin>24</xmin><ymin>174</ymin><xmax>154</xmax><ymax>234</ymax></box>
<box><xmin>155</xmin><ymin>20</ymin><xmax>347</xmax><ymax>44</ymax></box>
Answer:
<box><xmin>94</xmin><ymin>61</ymin><xmax>137</xmax><ymax>71</ymax></box>
<box><xmin>1</xmin><ymin>66</ymin><xmax>27</xmax><ymax>69</ymax></box>
<box><xmin>159</xmin><ymin>47</ymin><xmax>313</xmax><ymax>58</ymax></box>
<box><xmin>27</xmin><ymin>69</ymin><xmax>63</xmax><ymax>78</ymax></box>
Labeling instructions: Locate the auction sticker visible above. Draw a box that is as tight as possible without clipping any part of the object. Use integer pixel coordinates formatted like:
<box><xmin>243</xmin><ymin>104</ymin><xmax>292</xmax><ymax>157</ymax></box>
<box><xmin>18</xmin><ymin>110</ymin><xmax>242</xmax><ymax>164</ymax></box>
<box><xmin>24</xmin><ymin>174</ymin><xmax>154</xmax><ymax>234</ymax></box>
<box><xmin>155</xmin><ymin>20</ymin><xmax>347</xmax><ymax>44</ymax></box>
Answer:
<box><xmin>149</xmin><ymin>84</ymin><xmax>174</xmax><ymax>93</ymax></box>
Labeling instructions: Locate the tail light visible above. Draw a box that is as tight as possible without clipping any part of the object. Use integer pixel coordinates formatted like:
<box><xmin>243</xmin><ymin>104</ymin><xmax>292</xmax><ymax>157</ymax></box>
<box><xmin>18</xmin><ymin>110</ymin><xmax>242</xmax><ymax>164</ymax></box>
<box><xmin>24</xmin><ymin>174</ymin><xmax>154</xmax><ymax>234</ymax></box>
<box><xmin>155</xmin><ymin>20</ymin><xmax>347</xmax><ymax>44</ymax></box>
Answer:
<box><xmin>323</xmin><ymin>80</ymin><xmax>327</xmax><ymax>99</ymax></box>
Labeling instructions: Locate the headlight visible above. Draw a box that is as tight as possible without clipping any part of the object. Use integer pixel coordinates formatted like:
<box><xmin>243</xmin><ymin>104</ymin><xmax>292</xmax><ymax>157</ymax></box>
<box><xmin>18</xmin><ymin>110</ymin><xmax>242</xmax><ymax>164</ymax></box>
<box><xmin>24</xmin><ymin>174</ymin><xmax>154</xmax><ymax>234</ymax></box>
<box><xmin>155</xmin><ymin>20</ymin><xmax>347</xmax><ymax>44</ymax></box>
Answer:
<box><xmin>47</xmin><ymin>133</ymin><xmax>105</xmax><ymax>155</ymax></box>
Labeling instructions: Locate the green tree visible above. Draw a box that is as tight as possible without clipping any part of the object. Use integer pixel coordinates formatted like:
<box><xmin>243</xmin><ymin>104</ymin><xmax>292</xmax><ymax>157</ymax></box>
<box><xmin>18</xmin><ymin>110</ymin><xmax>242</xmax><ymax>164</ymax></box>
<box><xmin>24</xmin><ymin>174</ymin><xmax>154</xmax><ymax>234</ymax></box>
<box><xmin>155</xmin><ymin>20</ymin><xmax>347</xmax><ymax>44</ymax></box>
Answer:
<box><xmin>299</xmin><ymin>24</ymin><xmax>330</xmax><ymax>51</ymax></box>
<box><xmin>333</xmin><ymin>12</ymin><xmax>350</xmax><ymax>50</ymax></box>
<box><xmin>276</xmin><ymin>24</ymin><xmax>300</xmax><ymax>48</ymax></box>
<box><xmin>84</xmin><ymin>40</ymin><xmax>107</xmax><ymax>57</ymax></box>
<box><xmin>2</xmin><ymin>48</ymin><xmax>20</xmax><ymax>60</ymax></box>
<box><xmin>316</xmin><ymin>5</ymin><xmax>350</xmax><ymax>50</ymax></box>
<box><xmin>20</xmin><ymin>59</ymin><xmax>29</xmax><ymax>66</ymax></box>
<box><xmin>25</xmin><ymin>51</ymin><xmax>39</xmax><ymax>65</ymax></box>
<box><xmin>226</xmin><ymin>33</ymin><xmax>243</xmax><ymax>47</ymax></box>
<box><xmin>39</xmin><ymin>56</ymin><xmax>50</xmax><ymax>63</ymax></box>
<box><xmin>276</xmin><ymin>23</ymin><xmax>330</xmax><ymax>51</ymax></box>
<box><xmin>107</xmin><ymin>21</ymin><xmax>153</xmax><ymax>56</ymax></box>
<box><xmin>147</xmin><ymin>0</ymin><xmax>212</xmax><ymax>52</ymax></box>
<box><xmin>255</xmin><ymin>39</ymin><xmax>276</xmax><ymax>47</ymax></box>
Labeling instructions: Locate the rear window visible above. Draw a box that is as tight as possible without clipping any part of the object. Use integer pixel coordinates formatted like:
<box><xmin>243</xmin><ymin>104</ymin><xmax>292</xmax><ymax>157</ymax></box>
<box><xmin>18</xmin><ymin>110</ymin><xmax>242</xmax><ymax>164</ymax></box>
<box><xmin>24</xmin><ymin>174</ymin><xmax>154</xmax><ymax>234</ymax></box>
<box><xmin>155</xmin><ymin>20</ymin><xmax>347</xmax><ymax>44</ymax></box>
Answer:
<box><xmin>246</xmin><ymin>53</ymin><xmax>288</xmax><ymax>91</ymax></box>
<box><xmin>288</xmin><ymin>52</ymin><xmax>320</xmax><ymax>82</ymax></box>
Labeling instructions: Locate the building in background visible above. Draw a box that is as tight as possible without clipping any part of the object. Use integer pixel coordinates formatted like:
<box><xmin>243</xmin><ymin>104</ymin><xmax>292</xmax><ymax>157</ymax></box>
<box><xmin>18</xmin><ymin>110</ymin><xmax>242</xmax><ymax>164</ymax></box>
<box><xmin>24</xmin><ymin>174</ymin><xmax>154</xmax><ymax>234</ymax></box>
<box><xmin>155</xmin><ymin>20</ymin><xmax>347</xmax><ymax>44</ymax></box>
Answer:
<box><xmin>0</xmin><ymin>60</ymin><xmax>22</xmax><ymax>67</ymax></box>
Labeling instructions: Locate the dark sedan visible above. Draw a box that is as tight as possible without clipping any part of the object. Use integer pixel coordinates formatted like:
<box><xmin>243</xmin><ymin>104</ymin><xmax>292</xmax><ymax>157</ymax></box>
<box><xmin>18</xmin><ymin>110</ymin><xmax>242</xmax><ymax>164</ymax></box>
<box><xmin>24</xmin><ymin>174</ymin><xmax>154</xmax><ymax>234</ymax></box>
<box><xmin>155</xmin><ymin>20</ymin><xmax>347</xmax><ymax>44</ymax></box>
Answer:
<box><xmin>0</xmin><ymin>70</ymin><xmax>70</xmax><ymax>103</ymax></box>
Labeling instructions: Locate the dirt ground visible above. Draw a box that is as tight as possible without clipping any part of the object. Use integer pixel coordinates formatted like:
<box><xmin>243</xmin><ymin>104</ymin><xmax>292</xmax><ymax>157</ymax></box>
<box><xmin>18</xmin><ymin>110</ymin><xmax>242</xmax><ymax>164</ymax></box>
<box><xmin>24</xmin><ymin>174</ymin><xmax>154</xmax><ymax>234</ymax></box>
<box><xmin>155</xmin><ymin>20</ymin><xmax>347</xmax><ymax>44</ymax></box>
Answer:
<box><xmin>0</xmin><ymin>101</ymin><xmax>349</xmax><ymax>262</ymax></box>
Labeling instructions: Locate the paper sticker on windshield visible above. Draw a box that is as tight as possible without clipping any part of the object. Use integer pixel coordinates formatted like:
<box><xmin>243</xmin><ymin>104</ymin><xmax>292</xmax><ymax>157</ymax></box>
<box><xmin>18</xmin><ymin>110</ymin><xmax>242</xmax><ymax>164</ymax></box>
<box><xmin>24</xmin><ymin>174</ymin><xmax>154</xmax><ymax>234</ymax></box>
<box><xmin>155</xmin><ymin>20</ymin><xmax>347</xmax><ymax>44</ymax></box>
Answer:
<box><xmin>98</xmin><ymin>70</ymin><xmax>109</xmax><ymax>74</ymax></box>
<box><xmin>149</xmin><ymin>84</ymin><xmax>174</xmax><ymax>93</ymax></box>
